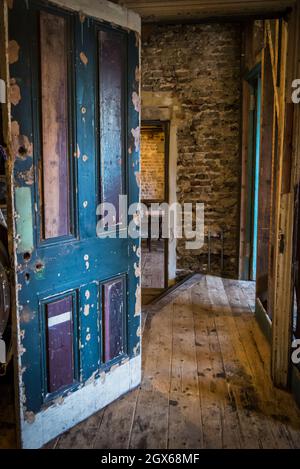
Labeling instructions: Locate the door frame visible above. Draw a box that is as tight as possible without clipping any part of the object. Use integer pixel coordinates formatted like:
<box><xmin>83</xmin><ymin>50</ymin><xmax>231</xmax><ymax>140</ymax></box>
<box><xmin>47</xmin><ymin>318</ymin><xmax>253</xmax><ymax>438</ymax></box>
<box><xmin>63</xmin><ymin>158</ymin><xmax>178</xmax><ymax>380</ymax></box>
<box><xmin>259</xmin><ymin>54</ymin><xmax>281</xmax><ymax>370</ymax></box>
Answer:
<box><xmin>141</xmin><ymin>119</ymin><xmax>170</xmax><ymax>290</ymax></box>
<box><xmin>244</xmin><ymin>63</ymin><xmax>262</xmax><ymax>282</ymax></box>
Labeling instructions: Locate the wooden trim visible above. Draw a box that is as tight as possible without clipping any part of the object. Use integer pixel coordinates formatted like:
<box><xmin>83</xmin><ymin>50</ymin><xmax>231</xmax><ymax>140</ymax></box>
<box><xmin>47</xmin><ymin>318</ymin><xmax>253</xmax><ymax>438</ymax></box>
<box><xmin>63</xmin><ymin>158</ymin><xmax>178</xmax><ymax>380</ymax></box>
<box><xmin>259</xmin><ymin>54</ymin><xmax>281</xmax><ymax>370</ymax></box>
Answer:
<box><xmin>114</xmin><ymin>0</ymin><xmax>295</xmax><ymax>23</ymax></box>
<box><xmin>271</xmin><ymin>18</ymin><xmax>294</xmax><ymax>388</ymax></box>
<box><xmin>290</xmin><ymin>1</ymin><xmax>300</xmax><ymax>400</ymax></box>
<box><xmin>255</xmin><ymin>297</ymin><xmax>272</xmax><ymax>343</ymax></box>
<box><xmin>142</xmin><ymin>272</ymin><xmax>196</xmax><ymax>308</ymax></box>
<box><xmin>271</xmin><ymin>192</ymin><xmax>294</xmax><ymax>386</ymax></box>
<box><xmin>47</xmin><ymin>0</ymin><xmax>141</xmax><ymax>33</ymax></box>
<box><xmin>141</xmin><ymin>120</ymin><xmax>170</xmax><ymax>290</ymax></box>
<box><xmin>266</xmin><ymin>20</ymin><xmax>280</xmax><ymax>119</ymax></box>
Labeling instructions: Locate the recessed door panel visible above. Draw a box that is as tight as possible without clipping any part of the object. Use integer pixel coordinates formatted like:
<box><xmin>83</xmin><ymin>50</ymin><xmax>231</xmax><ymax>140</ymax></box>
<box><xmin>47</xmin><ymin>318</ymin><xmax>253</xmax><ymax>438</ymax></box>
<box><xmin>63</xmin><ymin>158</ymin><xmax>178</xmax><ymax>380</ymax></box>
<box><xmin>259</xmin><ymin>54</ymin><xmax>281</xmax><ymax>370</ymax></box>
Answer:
<box><xmin>40</xmin><ymin>11</ymin><xmax>71</xmax><ymax>240</ymax></box>
<box><xmin>45</xmin><ymin>295</ymin><xmax>75</xmax><ymax>394</ymax></box>
<box><xmin>79</xmin><ymin>282</ymin><xmax>100</xmax><ymax>382</ymax></box>
<box><xmin>99</xmin><ymin>30</ymin><xmax>125</xmax><ymax>225</ymax></box>
<box><xmin>103</xmin><ymin>276</ymin><xmax>125</xmax><ymax>363</ymax></box>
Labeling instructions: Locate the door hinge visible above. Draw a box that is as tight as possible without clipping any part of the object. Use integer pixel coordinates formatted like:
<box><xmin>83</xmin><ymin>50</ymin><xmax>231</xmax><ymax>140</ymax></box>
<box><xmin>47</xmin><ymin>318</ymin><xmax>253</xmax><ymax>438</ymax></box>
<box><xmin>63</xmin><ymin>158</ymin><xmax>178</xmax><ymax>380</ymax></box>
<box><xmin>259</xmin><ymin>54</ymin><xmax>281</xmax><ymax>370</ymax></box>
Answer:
<box><xmin>279</xmin><ymin>233</ymin><xmax>285</xmax><ymax>254</ymax></box>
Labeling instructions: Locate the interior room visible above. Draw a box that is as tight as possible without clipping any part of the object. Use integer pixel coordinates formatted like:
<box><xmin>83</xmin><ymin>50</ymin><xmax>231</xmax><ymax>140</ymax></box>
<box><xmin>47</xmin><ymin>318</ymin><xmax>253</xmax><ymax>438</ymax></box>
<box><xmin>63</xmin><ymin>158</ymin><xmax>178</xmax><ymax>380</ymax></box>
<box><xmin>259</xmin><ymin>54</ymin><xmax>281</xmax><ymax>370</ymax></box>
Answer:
<box><xmin>0</xmin><ymin>0</ymin><xmax>300</xmax><ymax>450</ymax></box>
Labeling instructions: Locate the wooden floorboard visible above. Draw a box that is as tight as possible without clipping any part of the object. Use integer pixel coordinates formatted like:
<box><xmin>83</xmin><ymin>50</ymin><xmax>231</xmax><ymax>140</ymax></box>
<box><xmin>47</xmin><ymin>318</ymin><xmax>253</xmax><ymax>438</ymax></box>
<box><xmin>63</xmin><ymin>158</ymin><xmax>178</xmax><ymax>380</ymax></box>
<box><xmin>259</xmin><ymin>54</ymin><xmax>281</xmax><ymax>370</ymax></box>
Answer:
<box><xmin>41</xmin><ymin>275</ymin><xmax>300</xmax><ymax>449</ymax></box>
<box><xmin>130</xmin><ymin>303</ymin><xmax>173</xmax><ymax>449</ymax></box>
<box><xmin>168</xmin><ymin>293</ymin><xmax>203</xmax><ymax>449</ymax></box>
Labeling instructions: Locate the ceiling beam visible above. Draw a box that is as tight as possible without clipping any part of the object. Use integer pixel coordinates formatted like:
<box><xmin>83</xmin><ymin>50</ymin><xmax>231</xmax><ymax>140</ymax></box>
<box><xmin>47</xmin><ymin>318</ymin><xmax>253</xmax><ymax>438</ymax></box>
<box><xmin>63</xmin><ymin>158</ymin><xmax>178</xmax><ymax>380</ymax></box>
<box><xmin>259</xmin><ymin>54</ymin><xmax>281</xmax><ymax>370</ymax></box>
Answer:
<box><xmin>111</xmin><ymin>0</ymin><xmax>295</xmax><ymax>22</ymax></box>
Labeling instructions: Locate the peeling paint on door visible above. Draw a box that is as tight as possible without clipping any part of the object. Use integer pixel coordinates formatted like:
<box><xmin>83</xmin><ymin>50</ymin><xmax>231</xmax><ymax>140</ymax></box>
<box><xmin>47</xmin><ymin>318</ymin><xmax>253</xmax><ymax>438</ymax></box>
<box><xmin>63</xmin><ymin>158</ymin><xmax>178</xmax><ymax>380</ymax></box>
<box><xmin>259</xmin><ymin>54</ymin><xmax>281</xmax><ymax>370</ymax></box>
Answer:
<box><xmin>8</xmin><ymin>38</ymin><xmax>19</xmax><ymax>63</ymax></box>
<box><xmin>15</xmin><ymin>187</ymin><xmax>34</xmax><ymax>254</ymax></box>
<box><xmin>9</xmin><ymin>78</ymin><xmax>21</xmax><ymax>105</ymax></box>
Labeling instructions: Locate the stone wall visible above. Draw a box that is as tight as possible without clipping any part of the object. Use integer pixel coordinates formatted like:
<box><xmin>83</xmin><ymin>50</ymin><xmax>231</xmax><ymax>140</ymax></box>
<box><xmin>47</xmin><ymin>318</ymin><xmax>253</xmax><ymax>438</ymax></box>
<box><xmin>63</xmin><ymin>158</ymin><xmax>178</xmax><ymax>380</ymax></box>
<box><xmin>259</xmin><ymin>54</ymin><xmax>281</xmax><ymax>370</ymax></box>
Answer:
<box><xmin>142</xmin><ymin>23</ymin><xmax>242</xmax><ymax>278</ymax></box>
<box><xmin>141</xmin><ymin>128</ymin><xmax>165</xmax><ymax>201</ymax></box>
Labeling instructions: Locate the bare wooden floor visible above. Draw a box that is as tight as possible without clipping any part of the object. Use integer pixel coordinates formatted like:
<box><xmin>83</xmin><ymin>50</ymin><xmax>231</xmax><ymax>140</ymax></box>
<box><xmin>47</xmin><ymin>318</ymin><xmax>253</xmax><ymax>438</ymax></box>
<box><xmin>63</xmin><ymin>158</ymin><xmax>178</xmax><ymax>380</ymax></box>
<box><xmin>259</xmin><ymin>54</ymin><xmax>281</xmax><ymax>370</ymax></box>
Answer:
<box><xmin>44</xmin><ymin>275</ymin><xmax>300</xmax><ymax>449</ymax></box>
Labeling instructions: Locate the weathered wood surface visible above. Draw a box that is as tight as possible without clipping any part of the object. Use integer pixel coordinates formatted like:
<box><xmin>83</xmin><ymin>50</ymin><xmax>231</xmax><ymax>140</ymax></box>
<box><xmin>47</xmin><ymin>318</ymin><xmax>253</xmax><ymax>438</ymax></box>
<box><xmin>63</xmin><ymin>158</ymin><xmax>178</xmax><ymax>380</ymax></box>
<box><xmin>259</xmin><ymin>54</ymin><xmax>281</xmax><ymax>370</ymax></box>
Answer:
<box><xmin>111</xmin><ymin>0</ymin><xmax>295</xmax><ymax>22</ymax></box>
<box><xmin>40</xmin><ymin>11</ymin><xmax>70</xmax><ymax>239</ymax></box>
<box><xmin>41</xmin><ymin>275</ymin><xmax>300</xmax><ymax>449</ymax></box>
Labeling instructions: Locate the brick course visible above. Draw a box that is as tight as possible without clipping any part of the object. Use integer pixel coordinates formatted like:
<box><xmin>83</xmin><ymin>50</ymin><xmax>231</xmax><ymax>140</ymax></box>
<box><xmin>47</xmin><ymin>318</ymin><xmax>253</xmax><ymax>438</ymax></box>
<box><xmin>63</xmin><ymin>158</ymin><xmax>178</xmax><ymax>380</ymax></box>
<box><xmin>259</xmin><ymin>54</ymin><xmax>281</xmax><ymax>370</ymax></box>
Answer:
<box><xmin>141</xmin><ymin>128</ymin><xmax>165</xmax><ymax>201</ymax></box>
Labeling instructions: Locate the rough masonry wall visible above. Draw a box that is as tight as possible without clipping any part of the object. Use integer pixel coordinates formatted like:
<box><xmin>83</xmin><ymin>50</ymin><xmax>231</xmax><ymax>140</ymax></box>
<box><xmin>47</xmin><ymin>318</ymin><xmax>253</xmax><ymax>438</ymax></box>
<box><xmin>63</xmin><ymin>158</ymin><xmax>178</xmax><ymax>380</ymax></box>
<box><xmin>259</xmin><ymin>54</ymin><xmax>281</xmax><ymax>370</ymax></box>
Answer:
<box><xmin>142</xmin><ymin>23</ymin><xmax>242</xmax><ymax>277</ymax></box>
<box><xmin>141</xmin><ymin>128</ymin><xmax>165</xmax><ymax>201</ymax></box>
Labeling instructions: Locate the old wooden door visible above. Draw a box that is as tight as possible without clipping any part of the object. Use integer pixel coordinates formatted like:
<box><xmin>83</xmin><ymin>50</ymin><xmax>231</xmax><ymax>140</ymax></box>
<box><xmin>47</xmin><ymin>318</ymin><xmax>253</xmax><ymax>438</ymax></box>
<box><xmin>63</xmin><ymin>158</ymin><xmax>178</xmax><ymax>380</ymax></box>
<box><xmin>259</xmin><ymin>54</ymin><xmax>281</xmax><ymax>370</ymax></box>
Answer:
<box><xmin>7</xmin><ymin>0</ymin><xmax>141</xmax><ymax>448</ymax></box>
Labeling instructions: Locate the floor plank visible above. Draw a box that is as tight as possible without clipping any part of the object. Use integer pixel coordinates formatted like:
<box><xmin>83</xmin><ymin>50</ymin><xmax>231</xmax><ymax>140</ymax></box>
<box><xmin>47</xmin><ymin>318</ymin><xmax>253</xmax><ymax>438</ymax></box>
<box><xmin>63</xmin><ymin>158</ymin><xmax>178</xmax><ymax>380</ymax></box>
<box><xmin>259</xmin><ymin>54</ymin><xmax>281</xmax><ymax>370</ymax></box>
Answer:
<box><xmin>129</xmin><ymin>303</ymin><xmax>173</xmax><ymax>449</ymax></box>
<box><xmin>168</xmin><ymin>291</ymin><xmax>203</xmax><ymax>449</ymax></box>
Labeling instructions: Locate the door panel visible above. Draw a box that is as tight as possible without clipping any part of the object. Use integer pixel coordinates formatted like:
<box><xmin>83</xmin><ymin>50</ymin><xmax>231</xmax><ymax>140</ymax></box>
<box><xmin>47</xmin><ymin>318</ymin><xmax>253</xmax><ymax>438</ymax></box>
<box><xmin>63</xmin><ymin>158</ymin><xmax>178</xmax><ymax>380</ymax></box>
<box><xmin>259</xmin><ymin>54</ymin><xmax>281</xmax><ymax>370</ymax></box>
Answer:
<box><xmin>103</xmin><ymin>276</ymin><xmax>126</xmax><ymax>363</ymax></box>
<box><xmin>40</xmin><ymin>11</ymin><xmax>70</xmax><ymax>240</ymax></box>
<box><xmin>45</xmin><ymin>295</ymin><xmax>75</xmax><ymax>394</ymax></box>
<box><xmin>8</xmin><ymin>0</ymin><xmax>141</xmax><ymax>448</ymax></box>
<box><xmin>99</xmin><ymin>30</ymin><xmax>126</xmax><ymax>223</ymax></box>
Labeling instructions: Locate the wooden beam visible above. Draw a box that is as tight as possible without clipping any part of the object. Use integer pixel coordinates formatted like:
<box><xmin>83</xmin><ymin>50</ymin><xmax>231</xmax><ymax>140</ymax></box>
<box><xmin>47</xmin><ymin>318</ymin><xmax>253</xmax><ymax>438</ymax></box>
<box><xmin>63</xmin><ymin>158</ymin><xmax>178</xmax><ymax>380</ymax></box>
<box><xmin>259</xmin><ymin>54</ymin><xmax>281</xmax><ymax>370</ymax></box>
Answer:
<box><xmin>114</xmin><ymin>0</ymin><xmax>296</xmax><ymax>21</ymax></box>
<box><xmin>266</xmin><ymin>20</ymin><xmax>280</xmax><ymax>119</ymax></box>
<box><xmin>256</xmin><ymin>39</ymin><xmax>275</xmax><ymax>299</ymax></box>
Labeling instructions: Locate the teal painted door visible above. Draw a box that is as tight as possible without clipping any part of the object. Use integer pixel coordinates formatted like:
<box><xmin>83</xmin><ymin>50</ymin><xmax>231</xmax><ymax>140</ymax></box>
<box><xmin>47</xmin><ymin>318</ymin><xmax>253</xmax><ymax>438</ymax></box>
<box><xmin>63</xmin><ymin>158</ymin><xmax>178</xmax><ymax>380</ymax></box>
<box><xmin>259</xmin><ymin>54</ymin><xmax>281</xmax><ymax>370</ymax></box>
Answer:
<box><xmin>8</xmin><ymin>0</ymin><xmax>141</xmax><ymax>448</ymax></box>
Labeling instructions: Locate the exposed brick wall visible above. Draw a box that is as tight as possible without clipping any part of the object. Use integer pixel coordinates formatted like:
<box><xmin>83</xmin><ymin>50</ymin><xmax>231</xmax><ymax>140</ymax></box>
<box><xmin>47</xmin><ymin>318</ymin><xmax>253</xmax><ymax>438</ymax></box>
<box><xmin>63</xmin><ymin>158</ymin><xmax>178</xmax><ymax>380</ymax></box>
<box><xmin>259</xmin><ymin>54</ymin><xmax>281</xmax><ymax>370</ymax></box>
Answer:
<box><xmin>142</xmin><ymin>23</ymin><xmax>242</xmax><ymax>278</ymax></box>
<box><xmin>141</xmin><ymin>128</ymin><xmax>165</xmax><ymax>201</ymax></box>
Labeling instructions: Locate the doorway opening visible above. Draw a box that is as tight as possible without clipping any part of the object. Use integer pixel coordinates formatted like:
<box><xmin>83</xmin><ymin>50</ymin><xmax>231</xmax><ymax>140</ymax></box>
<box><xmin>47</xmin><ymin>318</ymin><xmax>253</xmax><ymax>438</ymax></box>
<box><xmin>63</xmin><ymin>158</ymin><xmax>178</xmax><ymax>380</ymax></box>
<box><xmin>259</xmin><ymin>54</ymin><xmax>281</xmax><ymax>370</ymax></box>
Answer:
<box><xmin>140</xmin><ymin>121</ymin><xmax>169</xmax><ymax>305</ymax></box>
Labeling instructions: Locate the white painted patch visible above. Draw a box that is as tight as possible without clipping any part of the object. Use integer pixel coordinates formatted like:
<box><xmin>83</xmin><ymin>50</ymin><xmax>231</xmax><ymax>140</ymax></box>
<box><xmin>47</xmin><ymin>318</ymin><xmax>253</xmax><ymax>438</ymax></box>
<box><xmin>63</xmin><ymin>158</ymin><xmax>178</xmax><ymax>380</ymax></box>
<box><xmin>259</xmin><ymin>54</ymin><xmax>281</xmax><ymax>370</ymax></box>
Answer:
<box><xmin>83</xmin><ymin>304</ymin><xmax>90</xmax><ymax>317</ymax></box>
<box><xmin>85</xmin><ymin>290</ymin><xmax>90</xmax><ymax>300</ymax></box>
<box><xmin>76</xmin><ymin>144</ymin><xmax>81</xmax><ymax>159</ymax></box>
<box><xmin>20</xmin><ymin>355</ymin><xmax>141</xmax><ymax>448</ymax></box>
<box><xmin>83</xmin><ymin>201</ymin><xmax>88</xmax><ymax>208</ymax></box>
<box><xmin>48</xmin><ymin>311</ymin><xmax>71</xmax><ymax>328</ymax></box>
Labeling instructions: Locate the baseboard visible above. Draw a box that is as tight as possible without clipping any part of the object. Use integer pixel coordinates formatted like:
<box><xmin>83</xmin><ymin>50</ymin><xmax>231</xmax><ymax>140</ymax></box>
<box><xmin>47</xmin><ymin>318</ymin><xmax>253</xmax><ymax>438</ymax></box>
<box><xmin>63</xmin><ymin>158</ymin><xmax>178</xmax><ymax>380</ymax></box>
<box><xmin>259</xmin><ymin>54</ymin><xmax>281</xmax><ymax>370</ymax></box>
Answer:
<box><xmin>255</xmin><ymin>297</ymin><xmax>272</xmax><ymax>344</ymax></box>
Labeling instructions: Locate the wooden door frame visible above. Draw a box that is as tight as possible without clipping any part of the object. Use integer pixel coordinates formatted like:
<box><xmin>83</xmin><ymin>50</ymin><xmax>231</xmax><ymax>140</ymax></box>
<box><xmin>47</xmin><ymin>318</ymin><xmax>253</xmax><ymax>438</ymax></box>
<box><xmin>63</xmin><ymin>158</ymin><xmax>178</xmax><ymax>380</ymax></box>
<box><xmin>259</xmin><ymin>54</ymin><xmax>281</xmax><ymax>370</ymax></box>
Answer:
<box><xmin>264</xmin><ymin>9</ymin><xmax>300</xmax><ymax>389</ymax></box>
<box><xmin>240</xmin><ymin>11</ymin><xmax>300</xmax><ymax>391</ymax></box>
<box><xmin>244</xmin><ymin>63</ymin><xmax>262</xmax><ymax>281</ymax></box>
<box><xmin>141</xmin><ymin>119</ymin><xmax>170</xmax><ymax>290</ymax></box>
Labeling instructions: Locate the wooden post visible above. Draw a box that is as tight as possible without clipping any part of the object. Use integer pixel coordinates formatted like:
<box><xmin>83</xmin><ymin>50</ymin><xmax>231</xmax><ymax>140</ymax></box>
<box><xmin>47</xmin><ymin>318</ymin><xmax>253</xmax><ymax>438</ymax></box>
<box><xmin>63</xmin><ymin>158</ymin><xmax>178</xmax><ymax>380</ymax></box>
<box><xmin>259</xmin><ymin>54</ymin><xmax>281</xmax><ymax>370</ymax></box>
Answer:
<box><xmin>271</xmin><ymin>5</ymin><xmax>300</xmax><ymax>388</ymax></box>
